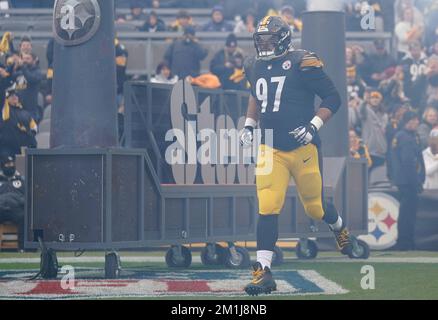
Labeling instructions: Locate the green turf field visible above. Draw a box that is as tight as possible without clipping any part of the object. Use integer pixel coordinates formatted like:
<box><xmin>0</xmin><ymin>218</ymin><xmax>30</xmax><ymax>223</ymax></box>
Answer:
<box><xmin>1</xmin><ymin>250</ymin><xmax>438</xmax><ymax>300</ymax></box>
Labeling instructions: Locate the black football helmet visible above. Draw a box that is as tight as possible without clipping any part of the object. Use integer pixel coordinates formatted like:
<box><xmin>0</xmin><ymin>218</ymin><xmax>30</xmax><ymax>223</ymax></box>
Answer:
<box><xmin>254</xmin><ymin>16</ymin><xmax>292</xmax><ymax>60</ymax></box>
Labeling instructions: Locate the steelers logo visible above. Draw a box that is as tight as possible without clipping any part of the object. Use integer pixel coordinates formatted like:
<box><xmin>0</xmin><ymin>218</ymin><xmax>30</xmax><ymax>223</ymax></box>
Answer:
<box><xmin>282</xmin><ymin>60</ymin><xmax>292</xmax><ymax>70</ymax></box>
<box><xmin>12</xmin><ymin>180</ymin><xmax>22</xmax><ymax>189</ymax></box>
<box><xmin>54</xmin><ymin>0</ymin><xmax>101</xmax><ymax>46</ymax></box>
<box><xmin>358</xmin><ymin>192</ymin><xmax>399</xmax><ymax>250</ymax></box>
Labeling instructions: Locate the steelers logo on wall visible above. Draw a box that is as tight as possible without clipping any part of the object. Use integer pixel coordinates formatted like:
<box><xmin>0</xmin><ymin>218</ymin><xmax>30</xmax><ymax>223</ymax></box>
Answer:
<box><xmin>53</xmin><ymin>0</ymin><xmax>101</xmax><ymax>46</ymax></box>
<box><xmin>358</xmin><ymin>192</ymin><xmax>400</xmax><ymax>250</ymax></box>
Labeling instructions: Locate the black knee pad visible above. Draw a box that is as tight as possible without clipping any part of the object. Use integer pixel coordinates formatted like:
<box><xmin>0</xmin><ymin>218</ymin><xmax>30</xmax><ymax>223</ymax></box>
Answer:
<box><xmin>256</xmin><ymin>214</ymin><xmax>279</xmax><ymax>251</ymax></box>
<box><xmin>322</xmin><ymin>201</ymin><xmax>339</xmax><ymax>225</ymax></box>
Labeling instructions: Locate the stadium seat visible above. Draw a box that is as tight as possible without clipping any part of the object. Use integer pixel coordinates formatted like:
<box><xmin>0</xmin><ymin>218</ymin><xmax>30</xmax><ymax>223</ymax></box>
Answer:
<box><xmin>28</xmin><ymin>20</ymin><xmax>52</xmax><ymax>31</ymax></box>
<box><xmin>115</xmin><ymin>23</ymin><xmax>139</xmax><ymax>32</ymax></box>
<box><xmin>0</xmin><ymin>223</ymin><xmax>19</xmax><ymax>251</ymax></box>
<box><xmin>0</xmin><ymin>20</ymin><xmax>30</xmax><ymax>31</ymax></box>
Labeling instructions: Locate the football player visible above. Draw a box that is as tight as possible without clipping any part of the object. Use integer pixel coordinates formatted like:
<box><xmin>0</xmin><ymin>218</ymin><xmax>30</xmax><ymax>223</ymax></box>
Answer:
<box><xmin>240</xmin><ymin>16</ymin><xmax>352</xmax><ymax>296</ymax></box>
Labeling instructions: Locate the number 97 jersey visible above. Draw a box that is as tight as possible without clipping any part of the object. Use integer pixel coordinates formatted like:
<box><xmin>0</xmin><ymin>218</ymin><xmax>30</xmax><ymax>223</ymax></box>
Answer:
<box><xmin>244</xmin><ymin>49</ymin><xmax>340</xmax><ymax>151</ymax></box>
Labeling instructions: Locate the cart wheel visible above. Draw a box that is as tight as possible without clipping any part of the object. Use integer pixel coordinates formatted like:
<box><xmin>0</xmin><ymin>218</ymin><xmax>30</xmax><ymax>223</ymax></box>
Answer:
<box><xmin>295</xmin><ymin>239</ymin><xmax>318</xmax><ymax>260</ymax></box>
<box><xmin>200</xmin><ymin>243</ymin><xmax>226</xmax><ymax>266</ymax></box>
<box><xmin>166</xmin><ymin>246</ymin><xmax>192</xmax><ymax>268</ymax></box>
<box><xmin>40</xmin><ymin>248</ymin><xmax>58</xmax><ymax>279</ymax></box>
<box><xmin>224</xmin><ymin>246</ymin><xmax>251</xmax><ymax>269</ymax></box>
<box><xmin>272</xmin><ymin>246</ymin><xmax>284</xmax><ymax>266</ymax></box>
<box><xmin>105</xmin><ymin>252</ymin><xmax>121</xmax><ymax>279</ymax></box>
<box><xmin>349</xmin><ymin>239</ymin><xmax>370</xmax><ymax>259</ymax></box>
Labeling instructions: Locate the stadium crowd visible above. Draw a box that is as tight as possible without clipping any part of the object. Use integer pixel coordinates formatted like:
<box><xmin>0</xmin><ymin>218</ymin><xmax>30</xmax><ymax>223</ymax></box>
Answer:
<box><xmin>1</xmin><ymin>0</ymin><xmax>438</xmax><ymax>249</ymax></box>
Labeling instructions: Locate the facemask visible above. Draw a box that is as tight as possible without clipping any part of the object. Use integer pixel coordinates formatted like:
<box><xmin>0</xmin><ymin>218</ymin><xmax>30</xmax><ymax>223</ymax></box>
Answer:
<box><xmin>2</xmin><ymin>167</ymin><xmax>15</xmax><ymax>177</ymax></box>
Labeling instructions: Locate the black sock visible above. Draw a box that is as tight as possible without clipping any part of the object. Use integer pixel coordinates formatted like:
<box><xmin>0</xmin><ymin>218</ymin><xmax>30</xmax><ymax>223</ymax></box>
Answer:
<box><xmin>322</xmin><ymin>201</ymin><xmax>340</xmax><ymax>225</ymax></box>
<box><xmin>256</xmin><ymin>214</ymin><xmax>279</xmax><ymax>251</ymax></box>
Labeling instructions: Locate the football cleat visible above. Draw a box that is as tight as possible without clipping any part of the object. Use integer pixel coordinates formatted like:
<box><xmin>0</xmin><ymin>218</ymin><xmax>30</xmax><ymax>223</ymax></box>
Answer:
<box><xmin>244</xmin><ymin>262</ymin><xmax>277</xmax><ymax>296</ymax></box>
<box><xmin>330</xmin><ymin>223</ymin><xmax>353</xmax><ymax>256</ymax></box>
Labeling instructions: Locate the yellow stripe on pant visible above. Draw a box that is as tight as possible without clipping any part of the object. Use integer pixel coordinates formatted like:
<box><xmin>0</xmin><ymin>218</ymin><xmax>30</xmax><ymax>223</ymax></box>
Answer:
<box><xmin>256</xmin><ymin>144</ymin><xmax>325</xmax><ymax>220</ymax></box>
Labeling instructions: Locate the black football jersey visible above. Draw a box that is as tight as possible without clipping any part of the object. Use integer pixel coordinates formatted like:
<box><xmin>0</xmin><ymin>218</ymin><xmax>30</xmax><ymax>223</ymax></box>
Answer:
<box><xmin>244</xmin><ymin>49</ymin><xmax>339</xmax><ymax>151</ymax></box>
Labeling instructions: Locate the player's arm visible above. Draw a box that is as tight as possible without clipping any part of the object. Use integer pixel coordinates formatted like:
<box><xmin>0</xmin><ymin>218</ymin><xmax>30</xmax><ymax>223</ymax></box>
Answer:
<box><xmin>290</xmin><ymin>52</ymin><xmax>341</xmax><ymax>145</ymax></box>
<box><xmin>240</xmin><ymin>95</ymin><xmax>259</xmax><ymax>146</ymax></box>
<box><xmin>240</xmin><ymin>57</ymin><xmax>259</xmax><ymax>147</ymax></box>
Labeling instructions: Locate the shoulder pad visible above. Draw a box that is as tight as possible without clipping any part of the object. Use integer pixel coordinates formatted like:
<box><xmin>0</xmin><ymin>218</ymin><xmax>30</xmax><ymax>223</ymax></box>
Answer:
<box><xmin>243</xmin><ymin>56</ymin><xmax>257</xmax><ymax>78</ymax></box>
<box><xmin>299</xmin><ymin>51</ymin><xmax>324</xmax><ymax>70</ymax></box>
<box><xmin>243</xmin><ymin>56</ymin><xmax>256</xmax><ymax>71</ymax></box>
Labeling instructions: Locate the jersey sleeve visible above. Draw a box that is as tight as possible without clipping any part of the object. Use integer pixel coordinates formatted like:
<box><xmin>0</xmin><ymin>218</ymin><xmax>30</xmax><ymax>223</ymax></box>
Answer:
<box><xmin>243</xmin><ymin>56</ymin><xmax>256</xmax><ymax>97</ymax></box>
<box><xmin>299</xmin><ymin>52</ymin><xmax>341</xmax><ymax>114</ymax></box>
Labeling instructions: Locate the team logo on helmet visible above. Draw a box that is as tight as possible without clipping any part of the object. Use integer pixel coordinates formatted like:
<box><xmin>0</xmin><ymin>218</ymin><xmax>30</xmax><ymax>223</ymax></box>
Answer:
<box><xmin>282</xmin><ymin>60</ymin><xmax>292</xmax><ymax>70</ymax></box>
<box><xmin>54</xmin><ymin>0</ymin><xmax>101</xmax><ymax>46</ymax></box>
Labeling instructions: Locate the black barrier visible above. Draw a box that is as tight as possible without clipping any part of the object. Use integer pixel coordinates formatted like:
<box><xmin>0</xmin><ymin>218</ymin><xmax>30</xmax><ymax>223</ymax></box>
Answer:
<box><xmin>123</xmin><ymin>81</ymin><xmax>369</xmax><ymax>238</ymax></box>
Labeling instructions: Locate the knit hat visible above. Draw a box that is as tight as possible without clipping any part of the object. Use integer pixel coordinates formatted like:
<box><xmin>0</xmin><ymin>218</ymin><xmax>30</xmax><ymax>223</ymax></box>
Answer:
<box><xmin>400</xmin><ymin>110</ymin><xmax>419</xmax><ymax>128</ymax></box>
<box><xmin>212</xmin><ymin>5</ymin><xmax>224</xmax><ymax>15</ymax></box>
<box><xmin>225</xmin><ymin>33</ymin><xmax>237</xmax><ymax>48</ymax></box>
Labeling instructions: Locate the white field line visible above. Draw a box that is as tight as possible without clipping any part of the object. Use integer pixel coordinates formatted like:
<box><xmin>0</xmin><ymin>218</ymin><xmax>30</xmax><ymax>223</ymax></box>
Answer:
<box><xmin>1</xmin><ymin>256</ymin><xmax>438</xmax><ymax>264</ymax></box>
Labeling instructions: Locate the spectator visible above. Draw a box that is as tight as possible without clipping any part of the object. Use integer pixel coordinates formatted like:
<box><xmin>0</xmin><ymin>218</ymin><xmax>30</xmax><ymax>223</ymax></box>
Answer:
<box><xmin>164</xmin><ymin>26</ymin><xmax>208</xmax><ymax>79</ymax></box>
<box><xmin>169</xmin><ymin>10</ymin><xmax>195</xmax><ymax>32</ymax></box>
<box><xmin>417</xmin><ymin>106</ymin><xmax>438</xmax><ymax>149</ymax></box>
<box><xmin>391</xmin><ymin>111</ymin><xmax>425</xmax><ymax>250</ymax></box>
<box><xmin>386</xmin><ymin>104</ymin><xmax>410</xmax><ymax>182</ymax></box>
<box><xmin>14</xmin><ymin>52</ymin><xmax>45</xmax><ymax>123</ymax></box>
<box><xmin>0</xmin><ymin>84</ymin><xmax>37</xmax><ymax>158</ymax></box>
<box><xmin>141</xmin><ymin>11</ymin><xmax>166</xmax><ymax>32</ymax></box>
<box><xmin>0</xmin><ymin>60</ymin><xmax>14</xmax><ymax>113</ymax></box>
<box><xmin>145</xmin><ymin>0</ymin><xmax>160</xmax><ymax>9</ymax></box>
<box><xmin>0</xmin><ymin>155</ymin><xmax>25</xmax><ymax>250</ymax></box>
<box><xmin>125</xmin><ymin>1</ymin><xmax>148</xmax><ymax>21</ymax></box>
<box><xmin>395</xmin><ymin>6</ymin><xmax>424</xmax><ymax>60</ymax></box>
<box><xmin>401</xmin><ymin>41</ymin><xmax>428</xmax><ymax>110</ymax></box>
<box><xmin>210</xmin><ymin>34</ymin><xmax>245</xmax><ymax>90</ymax></box>
<box><xmin>425</xmin><ymin>54</ymin><xmax>438</xmax><ymax>103</ymax></box>
<box><xmin>44</xmin><ymin>38</ymin><xmax>54</xmax><ymax>108</ymax></box>
<box><xmin>356</xmin><ymin>89</ymin><xmax>389</xmax><ymax>174</ymax></box>
<box><xmin>427</xmin><ymin>39</ymin><xmax>438</xmax><ymax>57</ymax></box>
<box><xmin>379</xmin><ymin>65</ymin><xmax>409</xmax><ymax>112</ymax></box>
<box><xmin>346</xmin><ymin>46</ymin><xmax>366</xmax><ymax>100</ymax></box>
<box><xmin>234</xmin><ymin>9</ymin><xmax>256</xmax><ymax>34</ymax></box>
<box><xmin>280</xmin><ymin>5</ymin><xmax>302</xmax><ymax>33</ymax></box>
<box><xmin>19</xmin><ymin>36</ymin><xmax>32</xmax><ymax>56</ymax></box>
<box><xmin>348</xmin><ymin>92</ymin><xmax>363</xmax><ymax>135</ymax></box>
<box><xmin>395</xmin><ymin>0</ymin><xmax>424</xmax><ymax>25</ymax></box>
<box><xmin>423</xmin><ymin>129</ymin><xmax>438</xmax><ymax>189</ymax></box>
<box><xmin>201</xmin><ymin>5</ymin><xmax>234</xmax><ymax>32</ymax></box>
<box><xmin>349</xmin><ymin>128</ymin><xmax>373</xmax><ymax>168</ymax></box>
<box><xmin>424</xmin><ymin>1</ymin><xmax>438</xmax><ymax>47</ymax></box>
<box><xmin>361</xmin><ymin>39</ymin><xmax>396</xmax><ymax>88</ymax></box>
<box><xmin>150</xmin><ymin>62</ymin><xmax>178</xmax><ymax>84</ymax></box>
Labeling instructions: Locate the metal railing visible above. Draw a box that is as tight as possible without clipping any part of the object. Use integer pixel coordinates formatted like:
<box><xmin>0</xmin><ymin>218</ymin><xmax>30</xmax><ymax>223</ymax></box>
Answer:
<box><xmin>4</xmin><ymin>29</ymin><xmax>393</xmax><ymax>77</ymax></box>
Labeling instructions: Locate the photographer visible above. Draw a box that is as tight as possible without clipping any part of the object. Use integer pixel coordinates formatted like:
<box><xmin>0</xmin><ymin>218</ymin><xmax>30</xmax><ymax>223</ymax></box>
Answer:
<box><xmin>163</xmin><ymin>26</ymin><xmax>208</xmax><ymax>79</ymax></box>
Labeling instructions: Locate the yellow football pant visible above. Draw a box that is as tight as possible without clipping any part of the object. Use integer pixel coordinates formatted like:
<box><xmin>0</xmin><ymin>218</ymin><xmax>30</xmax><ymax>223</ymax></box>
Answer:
<box><xmin>256</xmin><ymin>144</ymin><xmax>325</xmax><ymax>220</ymax></box>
